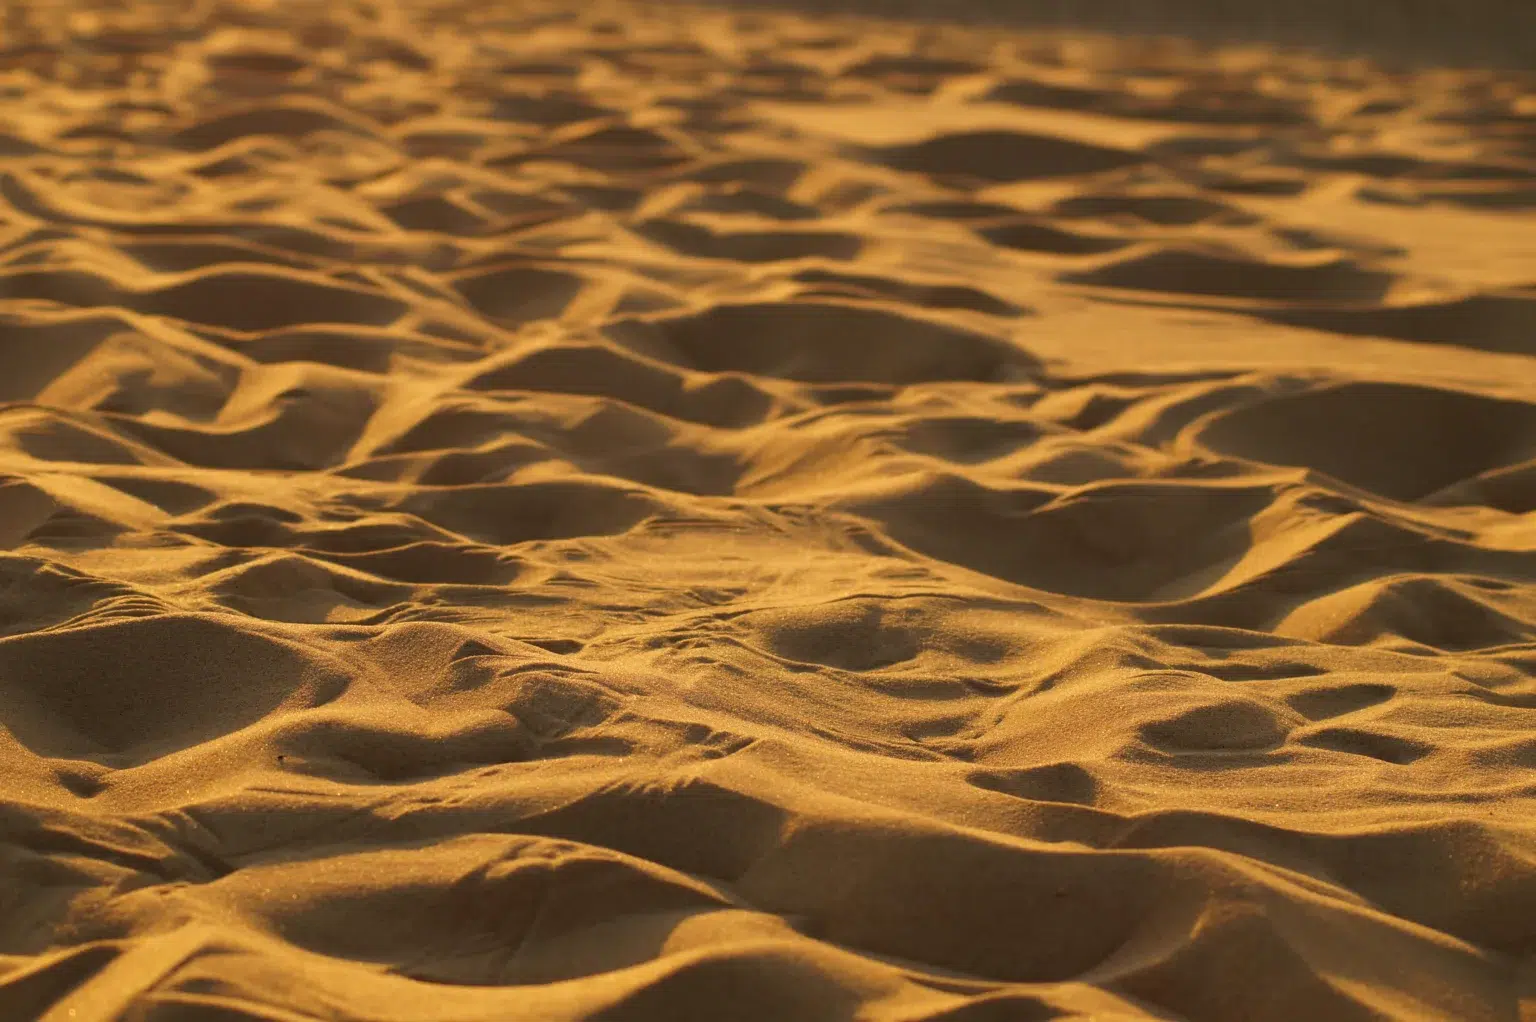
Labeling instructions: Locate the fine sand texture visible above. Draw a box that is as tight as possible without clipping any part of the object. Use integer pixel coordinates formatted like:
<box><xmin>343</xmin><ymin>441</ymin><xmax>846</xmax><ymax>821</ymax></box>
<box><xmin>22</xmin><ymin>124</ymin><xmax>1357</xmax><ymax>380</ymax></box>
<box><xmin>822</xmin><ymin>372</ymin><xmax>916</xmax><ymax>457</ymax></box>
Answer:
<box><xmin>1</xmin><ymin>1</ymin><xmax>1534</xmax><ymax>1019</ymax></box>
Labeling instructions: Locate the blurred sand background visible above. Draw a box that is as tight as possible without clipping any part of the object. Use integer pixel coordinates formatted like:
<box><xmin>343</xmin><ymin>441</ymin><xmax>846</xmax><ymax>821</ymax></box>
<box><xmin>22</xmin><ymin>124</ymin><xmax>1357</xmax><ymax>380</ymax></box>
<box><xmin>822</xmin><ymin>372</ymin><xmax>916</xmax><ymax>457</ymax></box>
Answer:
<box><xmin>697</xmin><ymin>0</ymin><xmax>1536</xmax><ymax>68</ymax></box>
<box><xmin>0</xmin><ymin>0</ymin><xmax>1532</xmax><ymax>1019</ymax></box>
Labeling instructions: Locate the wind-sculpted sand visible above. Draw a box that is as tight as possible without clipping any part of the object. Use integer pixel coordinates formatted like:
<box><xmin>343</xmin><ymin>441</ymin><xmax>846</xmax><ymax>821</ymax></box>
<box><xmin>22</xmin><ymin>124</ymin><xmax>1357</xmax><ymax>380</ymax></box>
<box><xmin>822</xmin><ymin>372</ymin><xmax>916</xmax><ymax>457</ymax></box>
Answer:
<box><xmin>0</xmin><ymin>1</ymin><xmax>1533</xmax><ymax>1019</ymax></box>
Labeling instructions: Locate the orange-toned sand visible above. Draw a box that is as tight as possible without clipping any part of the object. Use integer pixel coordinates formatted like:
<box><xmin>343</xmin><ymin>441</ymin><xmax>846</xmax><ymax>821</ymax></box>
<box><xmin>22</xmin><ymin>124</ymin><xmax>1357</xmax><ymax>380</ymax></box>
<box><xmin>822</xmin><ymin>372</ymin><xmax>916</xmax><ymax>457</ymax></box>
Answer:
<box><xmin>0</xmin><ymin>1</ymin><xmax>1533</xmax><ymax>1019</ymax></box>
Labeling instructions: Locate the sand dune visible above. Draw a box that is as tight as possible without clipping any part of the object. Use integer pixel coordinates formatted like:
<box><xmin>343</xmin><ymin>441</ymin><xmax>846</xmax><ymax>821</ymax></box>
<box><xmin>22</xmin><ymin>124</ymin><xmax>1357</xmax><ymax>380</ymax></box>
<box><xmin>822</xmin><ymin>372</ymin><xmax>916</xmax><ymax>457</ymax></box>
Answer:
<box><xmin>0</xmin><ymin>0</ymin><xmax>1533</xmax><ymax>1019</ymax></box>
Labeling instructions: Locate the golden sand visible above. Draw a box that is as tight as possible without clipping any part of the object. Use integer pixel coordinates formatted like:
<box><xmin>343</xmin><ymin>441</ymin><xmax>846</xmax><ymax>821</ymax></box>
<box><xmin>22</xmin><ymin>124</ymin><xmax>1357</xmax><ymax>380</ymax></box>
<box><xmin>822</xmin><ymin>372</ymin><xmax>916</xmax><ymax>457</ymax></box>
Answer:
<box><xmin>0</xmin><ymin>1</ymin><xmax>1533</xmax><ymax>1018</ymax></box>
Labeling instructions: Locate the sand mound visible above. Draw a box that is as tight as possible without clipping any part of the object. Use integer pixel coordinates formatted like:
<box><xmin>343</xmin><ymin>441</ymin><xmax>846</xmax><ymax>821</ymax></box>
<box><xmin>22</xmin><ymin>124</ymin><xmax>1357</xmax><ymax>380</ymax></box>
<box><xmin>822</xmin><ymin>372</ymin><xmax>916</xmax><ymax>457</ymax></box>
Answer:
<box><xmin>0</xmin><ymin>1</ymin><xmax>1533</xmax><ymax>1019</ymax></box>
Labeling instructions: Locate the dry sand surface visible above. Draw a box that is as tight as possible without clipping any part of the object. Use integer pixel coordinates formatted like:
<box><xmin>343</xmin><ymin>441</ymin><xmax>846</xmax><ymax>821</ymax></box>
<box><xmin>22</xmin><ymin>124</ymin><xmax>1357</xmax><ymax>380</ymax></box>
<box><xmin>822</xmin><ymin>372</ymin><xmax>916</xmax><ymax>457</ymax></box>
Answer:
<box><xmin>0</xmin><ymin>0</ymin><xmax>1534</xmax><ymax>1019</ymax></box>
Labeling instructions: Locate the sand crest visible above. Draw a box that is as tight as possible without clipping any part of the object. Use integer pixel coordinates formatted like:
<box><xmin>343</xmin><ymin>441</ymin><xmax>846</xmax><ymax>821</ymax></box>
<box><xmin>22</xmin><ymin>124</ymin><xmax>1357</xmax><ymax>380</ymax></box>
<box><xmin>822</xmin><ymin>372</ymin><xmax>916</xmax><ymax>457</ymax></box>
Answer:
<box><xmin>0</xmin><ymin>1</ymin><xmax>1533</xmax><ymax>1019</ymax></box>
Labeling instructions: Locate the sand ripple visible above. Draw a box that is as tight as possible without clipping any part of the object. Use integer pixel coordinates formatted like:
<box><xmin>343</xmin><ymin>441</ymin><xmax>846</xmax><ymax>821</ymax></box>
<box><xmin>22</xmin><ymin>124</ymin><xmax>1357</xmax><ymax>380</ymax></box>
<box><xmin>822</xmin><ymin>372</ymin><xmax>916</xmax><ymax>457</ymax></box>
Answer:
<box><xmin>0</xmin><ymin>1</ymin><xmax>1533</xmax><ymax>1019</ymax></box>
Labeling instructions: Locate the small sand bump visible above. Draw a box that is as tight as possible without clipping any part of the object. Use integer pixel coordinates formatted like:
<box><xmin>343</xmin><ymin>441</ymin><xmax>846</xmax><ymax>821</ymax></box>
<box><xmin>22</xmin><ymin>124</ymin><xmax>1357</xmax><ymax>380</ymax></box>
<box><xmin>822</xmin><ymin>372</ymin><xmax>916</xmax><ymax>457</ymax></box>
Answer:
<box><xmin>1137</xmin><ymin>697</ymin><xmax>1293</xmax><ymax>752</ymax></box>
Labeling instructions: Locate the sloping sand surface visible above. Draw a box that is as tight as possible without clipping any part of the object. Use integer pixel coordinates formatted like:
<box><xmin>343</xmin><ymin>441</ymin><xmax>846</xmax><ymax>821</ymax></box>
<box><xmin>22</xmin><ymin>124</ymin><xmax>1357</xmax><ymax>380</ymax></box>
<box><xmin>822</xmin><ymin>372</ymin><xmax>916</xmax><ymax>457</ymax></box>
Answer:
<box><xmin>1</xmin><ymin>1</ymin><xmax>1534</xmax><ymax>1019</ymax></box>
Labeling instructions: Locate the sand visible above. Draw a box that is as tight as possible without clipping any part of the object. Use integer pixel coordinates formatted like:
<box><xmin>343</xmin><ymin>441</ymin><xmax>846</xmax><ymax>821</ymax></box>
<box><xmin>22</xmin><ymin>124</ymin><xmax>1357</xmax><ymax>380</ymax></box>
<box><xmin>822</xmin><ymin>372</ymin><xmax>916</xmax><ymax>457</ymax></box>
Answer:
<box><xmin>704</xmin><ymin>0</ymin><xmax>1536</xmax><ymax>69</ymax></box>
<box><xmin>0</xmin><ymin>0</ymin><xmax>1533</xmax><ymax>1019</ymax></box>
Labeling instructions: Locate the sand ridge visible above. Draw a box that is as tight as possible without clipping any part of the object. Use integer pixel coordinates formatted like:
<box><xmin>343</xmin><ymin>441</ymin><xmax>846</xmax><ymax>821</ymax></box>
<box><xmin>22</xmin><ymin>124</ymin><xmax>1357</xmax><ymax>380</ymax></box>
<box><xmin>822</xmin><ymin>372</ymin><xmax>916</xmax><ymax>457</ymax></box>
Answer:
<box><xmin>0</xmin><ymin>0</ymin><xmax>1533</xmax><ymax>1019</ymax></box>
